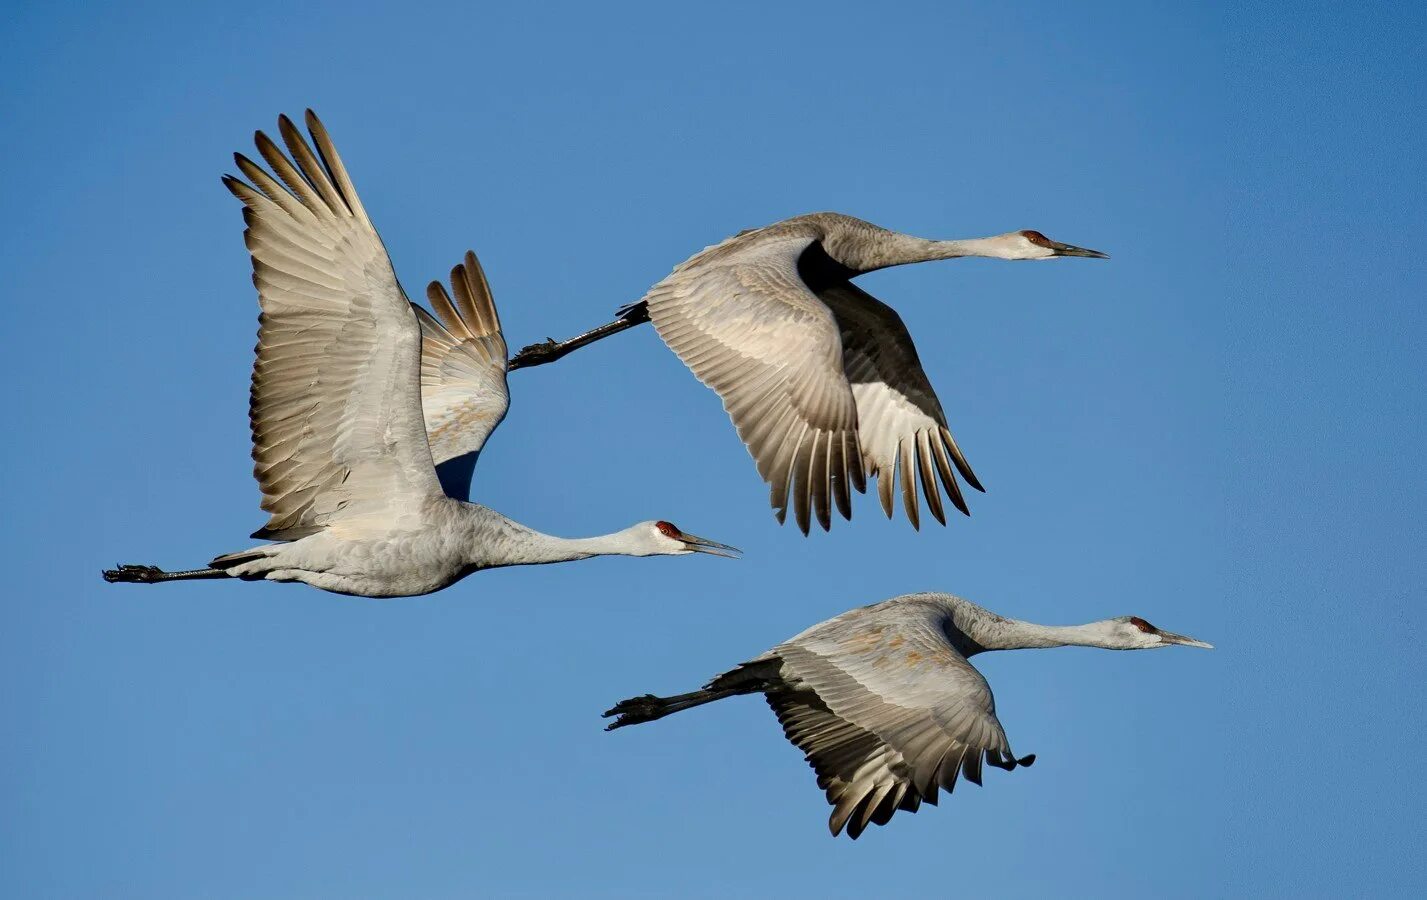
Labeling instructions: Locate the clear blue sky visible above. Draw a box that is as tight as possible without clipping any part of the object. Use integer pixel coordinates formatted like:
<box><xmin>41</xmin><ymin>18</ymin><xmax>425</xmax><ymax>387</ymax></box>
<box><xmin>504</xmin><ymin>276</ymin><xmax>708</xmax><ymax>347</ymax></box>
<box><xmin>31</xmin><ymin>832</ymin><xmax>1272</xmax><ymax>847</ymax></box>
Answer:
<box><xmin>2</xmin><ymin>1</ymin><xmax>1421</xmax><ymax>896</ymax></box>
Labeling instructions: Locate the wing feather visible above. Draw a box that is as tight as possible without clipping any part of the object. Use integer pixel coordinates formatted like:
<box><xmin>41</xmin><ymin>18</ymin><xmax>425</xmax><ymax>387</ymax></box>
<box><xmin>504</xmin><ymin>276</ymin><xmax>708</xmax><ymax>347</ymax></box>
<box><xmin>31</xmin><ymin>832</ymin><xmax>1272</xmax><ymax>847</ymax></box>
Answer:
<box><xmin>818</xmin><ymin>280</ymin><xmax>983</xmax><ymax>525</ymax></box>
<box><xmin>416</xmin><ymin>251</ymin><xmax>509</xmax><ymax>501</ymax></box>
<box><xmin>643</xmin><ymin>232</ymin><xmax>861</xmax><ymax>534</ymax></box>
<box><xmin>224</xmin><ymin>111</ymin><xmax>441</xmax><ymax>539</ymax></box>
<box><xmin>643</xmin><ymin>221</ymin><xmax>974</xmax><ymax>532</ymax></box>
<box><xmin>768</xmin><ymin>597</ymin><xmax>1029</xmax><ymax>839</ymax></box>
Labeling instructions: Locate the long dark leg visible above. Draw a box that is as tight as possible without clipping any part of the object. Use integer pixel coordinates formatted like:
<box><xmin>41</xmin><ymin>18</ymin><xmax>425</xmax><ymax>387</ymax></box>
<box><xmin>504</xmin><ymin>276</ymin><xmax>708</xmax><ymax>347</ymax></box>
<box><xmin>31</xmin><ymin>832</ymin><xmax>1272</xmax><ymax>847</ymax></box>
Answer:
<box><xmin>602</xmin><ymin>660</ymin><xmax>779</xmax><ymax>730</ymax></box>
<box><xmin>508</xmin><ymin>301</ymin><xmax>650</xmax><ymax>371</ymax></box>
<box><xmin>102</xmin><ymin>564</ymin><xmax>232</xmax><ymax>584</ymax></box>
<box><xmin>602</xmin><ymin>688</ymin><xmax>734</xmax><ymax>730</ymax></box>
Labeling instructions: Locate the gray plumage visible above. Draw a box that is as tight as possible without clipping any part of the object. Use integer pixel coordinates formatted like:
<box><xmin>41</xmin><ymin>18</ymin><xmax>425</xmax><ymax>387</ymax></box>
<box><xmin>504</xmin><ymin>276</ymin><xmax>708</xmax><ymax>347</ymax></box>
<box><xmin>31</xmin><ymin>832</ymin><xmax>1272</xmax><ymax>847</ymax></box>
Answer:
<box><xmin>605</xmin><ymin>592</ymin><xmax>1210</xmax><ymax>839</ymax></box>
<box><xmin>103</xmin><ymin>111</ymin><xmax>738</xmax><ymax>597</ymax></box>
<box><xmin>514</xmin><ymin>213</ymin><xmax>1108</xmax><ymax>533</ymax></box>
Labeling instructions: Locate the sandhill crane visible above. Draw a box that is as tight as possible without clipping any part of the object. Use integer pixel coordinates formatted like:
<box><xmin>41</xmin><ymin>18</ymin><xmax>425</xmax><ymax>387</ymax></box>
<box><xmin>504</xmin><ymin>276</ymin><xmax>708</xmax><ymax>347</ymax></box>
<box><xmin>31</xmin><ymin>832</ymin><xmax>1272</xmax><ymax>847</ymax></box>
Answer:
<box><xmin>510</xmin><ymin>214</ymin><xmax>1107</xmax><ymax>534</ymax></box>
<box><xmin>102</xmin><ymin>112</ymin><xmax>737</xmax><ymax>598</ymax></box>
<box><xmin>605</xmin><ymin>591</ymin><xmax>1209</xmax><ymax>839</ymax></box>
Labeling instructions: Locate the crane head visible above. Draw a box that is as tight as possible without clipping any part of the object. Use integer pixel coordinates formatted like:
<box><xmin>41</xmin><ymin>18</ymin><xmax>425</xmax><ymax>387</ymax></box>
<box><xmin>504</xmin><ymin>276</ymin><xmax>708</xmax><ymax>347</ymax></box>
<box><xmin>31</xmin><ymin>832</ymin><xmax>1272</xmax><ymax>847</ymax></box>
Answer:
<box><xmin>1105</xmin><ymin>615</ymin><xmax>1214</xmax><ymax>649</ymax></box>
<box><xmin>621</xmin><ymin>520</ymin><xmax>742</xmax><ymax>558</ymax></box>
<box><xmin>1012</xmin><ymin>230</ymin><xmax>1110</xmax><ymax>260</ymax></box>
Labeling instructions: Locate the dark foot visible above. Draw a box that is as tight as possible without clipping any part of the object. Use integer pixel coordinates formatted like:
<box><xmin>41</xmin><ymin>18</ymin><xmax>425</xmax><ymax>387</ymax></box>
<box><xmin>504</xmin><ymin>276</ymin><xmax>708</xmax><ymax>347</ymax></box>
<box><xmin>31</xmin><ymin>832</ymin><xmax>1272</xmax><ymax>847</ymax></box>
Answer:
<box><xmin>509</xmin><ymin>338</ymin><xmax>565</xmax><ymax>371</ymax></box>
<box><xmin>602</xmin><ymin>694</ymin><xmax>661</xmax><ymax>730</ymax></box>
<box><xmin>103</xmin><ymin>563</ymin><xmax>165</xmax><ymax>584</ymax></box>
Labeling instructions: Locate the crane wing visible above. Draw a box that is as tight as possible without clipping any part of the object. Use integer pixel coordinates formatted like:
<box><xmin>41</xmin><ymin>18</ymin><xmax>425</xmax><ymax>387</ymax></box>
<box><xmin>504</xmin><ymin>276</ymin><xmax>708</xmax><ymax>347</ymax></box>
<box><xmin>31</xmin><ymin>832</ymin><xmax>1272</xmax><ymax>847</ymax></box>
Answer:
<box><xmin>224</xmin><ymin>111</ymin><xmax>443</xmax><ymax>540</ymax></box>
<box><xmin>769</xmin><ymin>600</ymin><xmax>1030</xmax><ymax>839</ymax></box>
<box><xmin>817</xmin><ymin>281</ymin><xmax>983</xmax><ymax>528</ymax></box>
<box><xmin>414</xmin><ymin>251</ymin><xmax>510</xmax><ymax>501</ymax></box>
<box><xmin>643</xmin><ymin>234</ymin><xmax>865</xmax><ymax>534</ymax></box>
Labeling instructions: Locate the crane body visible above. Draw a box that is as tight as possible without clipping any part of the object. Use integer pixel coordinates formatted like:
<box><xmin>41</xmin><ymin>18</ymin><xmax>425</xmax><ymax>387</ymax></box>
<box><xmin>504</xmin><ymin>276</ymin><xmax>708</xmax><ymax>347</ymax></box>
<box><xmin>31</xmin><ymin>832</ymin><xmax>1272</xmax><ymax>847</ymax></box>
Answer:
<box><xmin>103</xmin><ymin>112</ymin><xmax>737</xmax><ymax>599</ymax></box>
<box><xmin>512</xmin><ymin>214</ymin><xmax>1107</xmax><ymax>533</ymax></box>
<box><xmin>606</xmin><ymin>591</ymin><xmax>1210</xmax><ymax>839</ymax></box>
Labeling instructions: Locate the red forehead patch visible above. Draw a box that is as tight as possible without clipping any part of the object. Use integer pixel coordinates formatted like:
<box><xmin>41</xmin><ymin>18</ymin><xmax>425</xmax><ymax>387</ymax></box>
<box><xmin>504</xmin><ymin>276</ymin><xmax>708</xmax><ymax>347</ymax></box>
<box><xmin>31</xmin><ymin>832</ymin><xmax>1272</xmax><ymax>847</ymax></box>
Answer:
<box><xmin>1020</xmin><ymin>230</ymin><xmax>1053</xmax><ymax>247</ymax></box>
<box><xmin>1128</xmin><ymin>616</ymin><xmax>1155</xmax><ymax>633</ymax></box>
<box><xmin>655</xmin><ymin>521</ymin><xmax>680</xmax><ymax>537</ymax></box>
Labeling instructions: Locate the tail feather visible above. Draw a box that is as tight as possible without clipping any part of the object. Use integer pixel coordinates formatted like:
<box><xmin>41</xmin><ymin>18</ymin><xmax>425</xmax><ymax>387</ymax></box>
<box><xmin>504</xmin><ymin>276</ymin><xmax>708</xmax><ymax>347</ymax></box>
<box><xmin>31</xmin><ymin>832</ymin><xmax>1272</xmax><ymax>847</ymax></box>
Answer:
<box><xmin>613</xmin><ymin>299</ymin><xmax>651</xmax><ymax>323</ymax></box>
<box><xmin>209</xmin><ymin>548</ymin><xmax>270</xmax><ymax>570</ymax></box>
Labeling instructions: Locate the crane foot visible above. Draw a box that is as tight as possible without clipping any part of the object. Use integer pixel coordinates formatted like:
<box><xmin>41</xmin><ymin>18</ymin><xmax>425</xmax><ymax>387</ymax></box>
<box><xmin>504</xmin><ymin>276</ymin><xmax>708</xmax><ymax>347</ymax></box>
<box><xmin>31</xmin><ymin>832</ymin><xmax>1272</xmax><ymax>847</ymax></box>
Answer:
<box><xmin>509</xmin><ymin>338</ymin><xmax>566</xmax><ymax>370</ymax></box>
<box><xmin>103</xmin><ymin>564</ymin><xmax>165</xmax><ymax>583</ymax></box>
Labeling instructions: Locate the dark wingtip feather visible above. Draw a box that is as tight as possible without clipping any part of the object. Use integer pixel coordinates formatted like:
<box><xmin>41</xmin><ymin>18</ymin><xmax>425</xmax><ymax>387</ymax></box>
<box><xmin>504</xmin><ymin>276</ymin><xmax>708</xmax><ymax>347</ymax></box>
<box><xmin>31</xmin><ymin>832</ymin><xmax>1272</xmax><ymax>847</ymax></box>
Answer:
<box><xmin>275</xmin><ymin>115</ymin><xmax>308</xmax><ymax>158</ymax></box>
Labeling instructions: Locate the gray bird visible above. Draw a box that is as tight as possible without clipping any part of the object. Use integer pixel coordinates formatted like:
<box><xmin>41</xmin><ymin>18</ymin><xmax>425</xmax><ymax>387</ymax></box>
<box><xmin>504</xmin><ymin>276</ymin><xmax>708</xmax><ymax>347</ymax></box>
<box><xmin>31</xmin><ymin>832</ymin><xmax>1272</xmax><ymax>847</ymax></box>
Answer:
<box><xmin>103</xmin><ymin>112</ymin><xmax>737</xmax><ymax>598</ymax></box>
<box><xmin>605</xmin><ymin>592</ymin><xmax>1210</xmax><ymax>839</ymax></box>
<box><xmin>511</xmin><ymin>213</ymin><xmax>1107</xmax><ymax>534</ymax></box>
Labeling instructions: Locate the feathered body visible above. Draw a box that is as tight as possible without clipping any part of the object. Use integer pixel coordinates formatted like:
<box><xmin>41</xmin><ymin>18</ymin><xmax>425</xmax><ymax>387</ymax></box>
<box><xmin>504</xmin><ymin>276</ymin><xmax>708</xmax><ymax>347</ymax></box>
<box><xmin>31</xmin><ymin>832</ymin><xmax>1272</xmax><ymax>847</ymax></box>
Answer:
<box><xmin>626</xmin><ymin>212</ymin><xmax>1106</xmax><ymax>533</ymax></box>
<box><xmin>606</xmin><ymin>591</ymin><xmax>1210</xmax><ymax>839</ymax></box>
<box><xmin>212</xmin><ymin>501</ymin><xmax>545</xmax><ymax>597</ymax></box>
<box><xmin>103</xmin><ymin>112</ymin><xmax>738</xmax><ymax>598</ymax></box>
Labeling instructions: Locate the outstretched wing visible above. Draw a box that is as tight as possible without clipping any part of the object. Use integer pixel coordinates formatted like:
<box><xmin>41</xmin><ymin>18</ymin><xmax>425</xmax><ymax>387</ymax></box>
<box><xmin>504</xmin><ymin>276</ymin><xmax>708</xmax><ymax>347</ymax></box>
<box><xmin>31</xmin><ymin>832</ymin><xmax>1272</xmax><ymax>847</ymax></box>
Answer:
<box><xmin>224</xmin><ymin>111</ymin><xmax>442</xmax><ymax>540</ymax></box>
<box><xmin>644</xmin><ymin>233</ymin><xmax>865</xmax><ymax>534</ymax></box>
<box><xmin>415</xmin><ymin>251</ymin><xmax>509</xmax><ymax>501</ymax></box>
<box><xmin>818</xmin><ymin>281</ymin><xmax>983</xmax><ymax>529</ymax></box>
<box><xmin>769</xmin><ymin>600</ymin><xmax>1030</xmax><ymax>839</ymax></box>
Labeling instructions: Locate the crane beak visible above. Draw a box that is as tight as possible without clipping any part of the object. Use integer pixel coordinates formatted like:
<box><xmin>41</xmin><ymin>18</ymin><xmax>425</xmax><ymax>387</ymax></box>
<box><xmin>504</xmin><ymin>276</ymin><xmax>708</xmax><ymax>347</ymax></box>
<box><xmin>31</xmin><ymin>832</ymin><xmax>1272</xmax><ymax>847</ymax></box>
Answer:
<box><xmin>1157</xmin><ymin>629</ymin><xmax>1214</xmax><ymax>649</ymax></box>
<box><xmin>678</xmin><ymin>532</ymin><xmax>742</xmax><ymax>559</ymax></box>
<box><xmin>1050</xmin><ymin>241</ymin><xmax>1110</xmax><ymax>259</ymax></box>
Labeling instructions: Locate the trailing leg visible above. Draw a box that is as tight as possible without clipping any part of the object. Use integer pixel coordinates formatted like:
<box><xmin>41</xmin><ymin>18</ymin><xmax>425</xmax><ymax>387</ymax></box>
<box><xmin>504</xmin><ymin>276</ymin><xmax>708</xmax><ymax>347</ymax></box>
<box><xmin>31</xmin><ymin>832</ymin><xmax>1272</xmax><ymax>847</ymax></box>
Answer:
<box><xmin>602</xmin><ymin>688</ymin><xmax>734</xmax><ymax>729</ymax></box>
<box><xmin>602</xmin><ymin>659</ymin><xmax>779</xmax><ymax>730</ymax></box>
<box><xmin>102</xmin><ymin>564</ymin><xmax>232</xmax><ymax>585</ymax></box>
<box><xmin>508</xmin><ymin>301</ymin><xmax>650</xmax><ymax>371</ymax></box>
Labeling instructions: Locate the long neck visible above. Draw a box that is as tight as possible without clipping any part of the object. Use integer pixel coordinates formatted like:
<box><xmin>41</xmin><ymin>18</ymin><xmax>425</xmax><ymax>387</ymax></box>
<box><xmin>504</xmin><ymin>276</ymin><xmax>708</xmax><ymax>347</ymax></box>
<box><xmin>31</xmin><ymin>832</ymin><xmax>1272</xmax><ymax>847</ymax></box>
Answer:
<box><xmin>493</xmin><ymin>531</ymin><xmax>636</xmax><ymax>567</ymax></box>
<box><xmin>972</xmin><ymin>620</ymin><xmax>1119</xmax><ymax>652</ymax></box>
<box><xmin>947</xmin><ymin>600</ymin><xmax>1116</xmax><ymax>653</ymax></box>
<box><xmin>830</xmin><ymin>230</ymin><xmax>1016</xmax><ymax>272</ymax></box>
<box><xmin>467</xmin><ymin>511</ymin><xmax>641</xmax><ymax>568</ymax></box>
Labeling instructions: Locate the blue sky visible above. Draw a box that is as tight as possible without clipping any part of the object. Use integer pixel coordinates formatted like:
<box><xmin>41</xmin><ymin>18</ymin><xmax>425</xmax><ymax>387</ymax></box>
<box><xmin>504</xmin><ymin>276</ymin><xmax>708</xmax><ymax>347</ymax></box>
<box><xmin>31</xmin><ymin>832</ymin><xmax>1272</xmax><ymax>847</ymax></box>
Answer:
<box><xmin>2</xmin><ymin>1</ymin><xmax>1421</xmax><ymax>896</ymax></box>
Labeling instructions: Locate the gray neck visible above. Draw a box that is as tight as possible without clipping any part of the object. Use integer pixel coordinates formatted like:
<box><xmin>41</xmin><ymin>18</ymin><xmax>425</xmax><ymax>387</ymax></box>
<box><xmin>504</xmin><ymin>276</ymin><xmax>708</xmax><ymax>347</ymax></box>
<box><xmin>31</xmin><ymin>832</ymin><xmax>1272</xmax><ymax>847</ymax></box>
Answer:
<box><xmin>826</xmin><ymin>229</ymin><xmax>1009</xmax><ymax>273</ymax></box>
<box><xmin>499</xmin><ymin>534</ymin><xmax>629</xmax><ymax>566</ymax></box>
<box><xmin>945</xmin><ymin>599</ymin><xmax>1116</xmax><ymax>653</ymax></box>
<box><xmin>468</xmin><ymin>511</ymin><xmax>636</xmax><ymax>568</ymax></box>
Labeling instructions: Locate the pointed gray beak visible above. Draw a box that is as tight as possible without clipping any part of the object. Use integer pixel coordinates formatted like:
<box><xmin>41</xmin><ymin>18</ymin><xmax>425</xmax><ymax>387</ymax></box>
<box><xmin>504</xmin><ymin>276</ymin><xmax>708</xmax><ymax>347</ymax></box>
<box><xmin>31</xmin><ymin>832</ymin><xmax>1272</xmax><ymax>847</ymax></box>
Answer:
<box><xmin>678</xmin><ymin>532</ymin><xmax>742</xmax><ymax>559</ymax></box>
<box><xmin>1157</xmin><ymin>629</ymin><xmax>1214</xmax><ymax>649</ymax></box>
<box><xmin>1051</xmin><ymin>241</ymin><xmax>1110</xmax><ymax>259</ymax></box>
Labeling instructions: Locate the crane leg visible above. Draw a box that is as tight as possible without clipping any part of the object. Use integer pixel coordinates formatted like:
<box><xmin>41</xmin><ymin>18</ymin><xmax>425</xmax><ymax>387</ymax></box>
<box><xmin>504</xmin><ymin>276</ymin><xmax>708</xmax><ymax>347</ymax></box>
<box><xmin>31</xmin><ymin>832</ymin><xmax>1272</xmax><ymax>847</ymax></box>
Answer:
<box><xmin>102</xmin><ymin>564</ymin><xmax>231</xmax><ymax>584</ymax></box>
<box><xmin>508</xmin><ymin>301</ymin><xmax>650</xmax><ymax>371</ymax></box>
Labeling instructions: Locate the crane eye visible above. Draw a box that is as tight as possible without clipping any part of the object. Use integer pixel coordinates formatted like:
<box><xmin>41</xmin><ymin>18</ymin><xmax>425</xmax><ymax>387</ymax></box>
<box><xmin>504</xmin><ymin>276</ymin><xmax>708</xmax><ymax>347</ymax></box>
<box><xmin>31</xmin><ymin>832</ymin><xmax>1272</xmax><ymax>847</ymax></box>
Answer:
<box><xmin>1128</xmin><ymin>616</ymin><xmax>1155</xmax><ymax>633</ymax></box>
<box><xmin>655</xmin><ymin>521</ymin><xmax>680</xmax><ymax>537</ymax></box>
